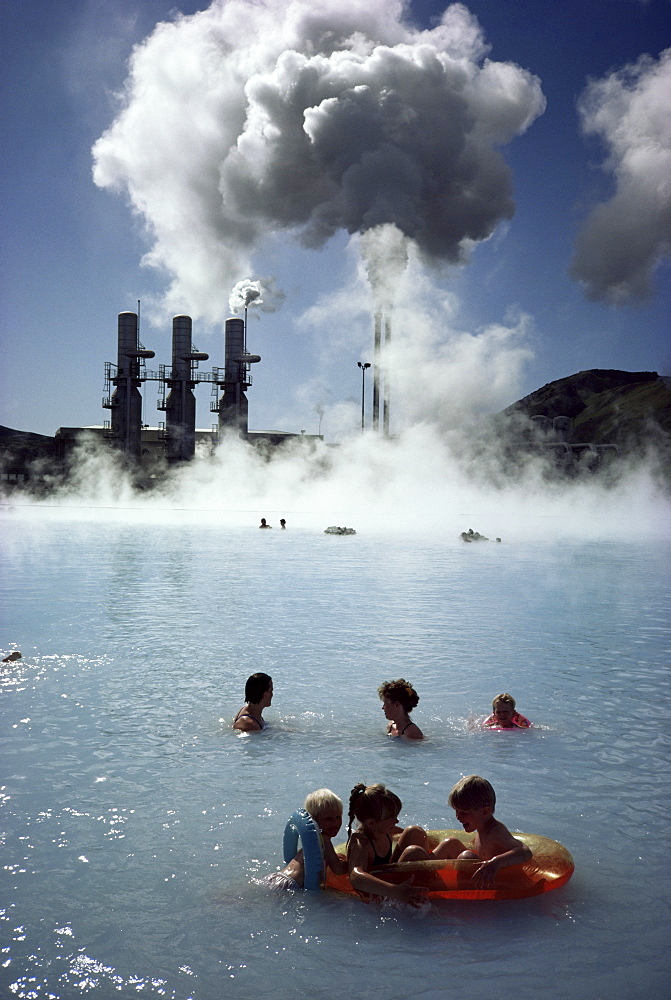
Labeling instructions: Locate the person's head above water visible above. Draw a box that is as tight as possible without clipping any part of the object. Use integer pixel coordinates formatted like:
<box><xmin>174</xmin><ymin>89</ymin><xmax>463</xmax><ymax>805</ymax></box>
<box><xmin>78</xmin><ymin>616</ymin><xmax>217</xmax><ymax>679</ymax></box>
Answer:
<box><xmin>448</xmin><ymin>774</ymin><xmax>496</xmax><ymax>812</ymax></box>
<box><xmin>378</xmin><ymin>678</ymin><xmax>419</xmax><ymax>713</ymax></box>
<box><xmin>304</xmin><ymin>788</ymin><xmax>343</xmax><ymax>838</ymax></box>
<box><xmin>304</xmin><ymin>787</ymin><xmax>342</xmax><ymax>817</ymax></box>
<box><xmin>347</xmin><ymin>782</ymin><xmax>402</xmax><ymax>837</ymax></box>
<box><xmin>491</xmin><ymin>693</ymin><xmax>516</xmax><ymax>724</ymax></box>
<box><xmin>245</xmin><ymin>672</ymin><xmax>273</xmax><ymax>704</ymax></box>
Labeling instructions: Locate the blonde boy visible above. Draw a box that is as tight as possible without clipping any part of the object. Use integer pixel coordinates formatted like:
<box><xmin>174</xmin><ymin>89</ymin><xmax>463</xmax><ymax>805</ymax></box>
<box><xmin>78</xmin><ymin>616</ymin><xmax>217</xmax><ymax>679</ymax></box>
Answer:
<box><xmin>267</xmin><ymin>789</ymin><xmax>348</xmax><ymax>891</ymax></box>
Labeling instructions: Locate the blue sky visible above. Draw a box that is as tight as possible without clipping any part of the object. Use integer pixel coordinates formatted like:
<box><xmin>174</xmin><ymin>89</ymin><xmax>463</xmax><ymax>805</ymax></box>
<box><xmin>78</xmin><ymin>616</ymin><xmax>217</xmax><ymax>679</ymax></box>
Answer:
<box><xmin>1</xmin><ymin>0</ymin><xmax>669</xmax><ymax>440</ymax></box>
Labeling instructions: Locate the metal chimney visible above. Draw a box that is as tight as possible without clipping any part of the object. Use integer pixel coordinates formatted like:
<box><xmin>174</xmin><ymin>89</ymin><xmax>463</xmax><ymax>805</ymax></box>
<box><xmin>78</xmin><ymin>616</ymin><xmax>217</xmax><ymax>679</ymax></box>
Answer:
<box><xmin>164</xmin><ymin>315</ymin><xmax>208</xmax><ymax>463</ymax></box>
<box><xmin>216</xmin><ymin>317</ymin><xmax>260</xmax><ymax>436</ymax></box>
<box><xmin>372</xmin><ymin>311</ymin><xmax>382</xmax><ymax>430</ymax></box>
<box><xmin>105</xmin><ymin>312</ymin><xmax>155</xmax><ymax>461</ymax></box>
<box><xmin>383</xmin><ymin>315</ymin><xmax>391</xmax><ymax>436</ymax></box>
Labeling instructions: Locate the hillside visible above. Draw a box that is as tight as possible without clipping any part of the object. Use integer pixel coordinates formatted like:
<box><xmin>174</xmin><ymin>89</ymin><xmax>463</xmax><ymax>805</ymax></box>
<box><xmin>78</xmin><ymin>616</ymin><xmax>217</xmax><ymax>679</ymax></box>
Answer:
<box><xmin>502</xmin><ymin>370</ymin><xmax>671</xmax><ymax>449</ymax></box>
<box><xmin>0</xmin><ymin>425</ymin><xmax>57</xmax><ymax>470</ymax></box>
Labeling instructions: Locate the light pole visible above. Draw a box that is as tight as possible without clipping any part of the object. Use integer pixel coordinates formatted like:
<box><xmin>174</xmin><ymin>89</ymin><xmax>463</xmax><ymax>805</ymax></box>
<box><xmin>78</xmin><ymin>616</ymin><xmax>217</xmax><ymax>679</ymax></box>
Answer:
<box><xmin>357</xmin><ymin>362</ymin><xmax>371</xmax><ymax>431</ymax></box>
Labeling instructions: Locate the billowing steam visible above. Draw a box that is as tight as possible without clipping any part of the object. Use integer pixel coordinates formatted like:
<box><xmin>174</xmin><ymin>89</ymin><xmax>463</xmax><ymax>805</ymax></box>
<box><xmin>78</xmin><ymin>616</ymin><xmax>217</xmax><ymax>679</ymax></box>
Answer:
<box><xmin>360</xmin><ymin>224</ymin><xmax>409</xmax><ymax>312</ymax></box>
<box><xmin>228</xmin><ymin>278</ymin><xmax>285</xmax><ymax>315</ymax></box>
<box><xmin>570</xmin><ymin>47</ymin><xmax>671</xmax><ymax>303</ymax></box>
<box><xmin>92</xmin><ymin>0</ymin><xmax>545</xmax><ymax>323</ymax></box>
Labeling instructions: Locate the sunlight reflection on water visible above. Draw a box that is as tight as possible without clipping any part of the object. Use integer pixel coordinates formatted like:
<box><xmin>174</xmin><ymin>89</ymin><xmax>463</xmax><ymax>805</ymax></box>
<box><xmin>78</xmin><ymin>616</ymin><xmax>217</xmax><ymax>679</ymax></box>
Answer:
<box><xmin>1</xmin><ymin>517</ymin><xmax>670</xmax><ymax>999</ymax></box>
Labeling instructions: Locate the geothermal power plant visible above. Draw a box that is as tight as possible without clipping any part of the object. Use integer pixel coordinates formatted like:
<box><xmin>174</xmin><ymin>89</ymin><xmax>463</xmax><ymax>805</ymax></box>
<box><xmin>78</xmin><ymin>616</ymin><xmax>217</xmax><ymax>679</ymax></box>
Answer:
<box><xmin>2</xmin><ymin>308</ymin><xmax>644</xmax><ymax>491</ymax></box>
<box><xmin>103</xmin><ymin>311</ymin><xmax>263</xmax><ymax>463</ymax></box>
<box><xmin>101</xmin><ymin>308</ymin><xmax>393</xmax><ymax>464</ymax></box>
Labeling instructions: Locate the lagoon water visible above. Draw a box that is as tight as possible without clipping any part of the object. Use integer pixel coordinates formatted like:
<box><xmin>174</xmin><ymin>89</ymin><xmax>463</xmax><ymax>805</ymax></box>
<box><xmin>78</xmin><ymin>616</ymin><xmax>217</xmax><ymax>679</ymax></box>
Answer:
<box><xmin>1</xmin><ymin>507</ymin><xmax>670</xmax><ymax>1000</ymax></box>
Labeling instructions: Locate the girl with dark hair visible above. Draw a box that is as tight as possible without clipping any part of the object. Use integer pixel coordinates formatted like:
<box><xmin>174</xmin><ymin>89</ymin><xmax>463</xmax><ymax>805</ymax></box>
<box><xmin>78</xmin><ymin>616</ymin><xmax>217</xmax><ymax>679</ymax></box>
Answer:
<box><xmin>378</xmin><ymin>679</ymin><xmax>424</xmax><ymax>740</ymax></box>
<box><xmin>232</xmin><ymin>673</ymin><xmax>273</xmax><ymax>731</ymax></box>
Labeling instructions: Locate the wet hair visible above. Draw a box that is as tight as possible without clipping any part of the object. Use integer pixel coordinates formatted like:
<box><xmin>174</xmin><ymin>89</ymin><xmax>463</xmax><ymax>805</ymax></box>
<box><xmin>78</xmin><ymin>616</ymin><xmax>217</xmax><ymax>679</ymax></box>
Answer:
<box><xmin>347</xmin><ymin>783</ymin><xmax>402</xmax><ymax>838</ymax></box>
<box><xmin>244</xmin><ymin>672</ymin><xmax>272</xmax><ymax>703</ymax></box>
<box><xmin>492</xmin><ymin>693</ymin><xmax>516</xmax><ymax>710</ymax></box>
<box><xmin>304</xmin><ymin>788</ymin><xmax>343</xmax><ymax>818</ymax></box>
<box><xmin>448</xmin><ymin>775</ymin><xmax>496</xmax><ymax>812</ymax></box>
<box><xmin>377</xmin><ymin>678</ymin><xmax>419</xmax><ymax>712</ymax></box>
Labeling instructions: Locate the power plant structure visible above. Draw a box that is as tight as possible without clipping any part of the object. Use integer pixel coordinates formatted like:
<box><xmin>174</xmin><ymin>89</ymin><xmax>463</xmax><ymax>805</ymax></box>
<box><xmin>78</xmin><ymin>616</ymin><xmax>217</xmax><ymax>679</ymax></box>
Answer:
<box><xmin>526</xmin><ymin>414</ymin><xmax>619</xmax><ymax>472</ymax></box>
<box><xmin>102</xmin><ymin>302</ymin><xmax>394</xmax><ymax>461</ymax></box>
<box><xmin>371</xmin><ymin>310</ymin><xmax>392</xmax><ymax>435</ymax></box>
<box><xmin>103</xmin><ymin>311</ymin><xmax>262</xmax><ymax>464</ymax></box>
<box><xmin>103</xmin><ymin>311</ymin><xmax>156</xmax><ymax>462</ymax></box>
<box><xmin>158</xmin><ymin>315</ymin><xmax>210</xmax><ymax>463</ymax></box>
<box><xmin>213</xmin><ymin>316</ymin><xmax>261</xmax><ymax>435</ymax></box>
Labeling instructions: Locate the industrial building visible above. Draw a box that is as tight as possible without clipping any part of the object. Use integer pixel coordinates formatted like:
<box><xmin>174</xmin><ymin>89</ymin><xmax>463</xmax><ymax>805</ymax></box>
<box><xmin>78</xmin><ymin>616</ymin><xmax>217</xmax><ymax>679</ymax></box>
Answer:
<box><xmin>97</xmin><ymin>309</ymin><xmax>320</xmax><ymax>466</ymax></box>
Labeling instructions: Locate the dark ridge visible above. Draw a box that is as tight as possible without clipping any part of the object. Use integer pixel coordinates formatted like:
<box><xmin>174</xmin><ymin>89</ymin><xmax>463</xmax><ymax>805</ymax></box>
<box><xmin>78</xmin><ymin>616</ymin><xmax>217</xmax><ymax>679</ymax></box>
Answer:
<box><xmin>502</xmin><ymin>370</ymin><xmax>670</xmax><ymax>448</ymax></box>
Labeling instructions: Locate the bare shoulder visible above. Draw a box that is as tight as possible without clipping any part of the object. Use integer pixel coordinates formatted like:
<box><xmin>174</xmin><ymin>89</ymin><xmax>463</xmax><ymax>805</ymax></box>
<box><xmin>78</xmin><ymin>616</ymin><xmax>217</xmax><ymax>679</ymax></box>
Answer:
<box><xmin>489</xmin><ymin>818</ymin><xmax>524</xmax><ymax>851</ymax></box>
<box><xmin>232</xmin><ymin>712</ymin><xmax>261</xmax><ymax>732</ymax></box>
<box><xmin>347</xmin><ymin>831</ymin><xmax>373</xmax><ymax>869</ymax></box>
<box><xmin>404</xmin><ymin>723</ymin><xmax>424</xmax><ymax>740</ymax></box>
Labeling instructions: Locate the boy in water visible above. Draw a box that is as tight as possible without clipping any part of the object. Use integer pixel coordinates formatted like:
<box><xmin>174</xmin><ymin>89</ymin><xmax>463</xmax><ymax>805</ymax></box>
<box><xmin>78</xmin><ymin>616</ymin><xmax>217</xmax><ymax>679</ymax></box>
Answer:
<box><xmin>438</xmin><ymin>775</ymin><xmax>531</xmax><ymax>886</ymax></box>
<box><xmin>266</xmin><ymin>788</ymin><xmax>348</xmax><ymax>891</ymax></box>
<box><xmin>400</xmin><ymin>775</ymin><xmax>531</xmax><ymax>888</ymax></box>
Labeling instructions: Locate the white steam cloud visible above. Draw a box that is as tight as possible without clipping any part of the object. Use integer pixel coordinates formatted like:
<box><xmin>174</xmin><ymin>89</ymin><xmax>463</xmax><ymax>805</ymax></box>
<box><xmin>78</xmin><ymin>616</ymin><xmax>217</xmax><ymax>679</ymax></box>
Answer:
<box><xmin>92</xmin><ymin>0</ymin><xmax>545</xmax><ymax>323</ymax></box>
<box><xmin>570</xmin><ymin>47</ymin><xmax>671</xmax><ymax>303</ymax></box>
<box><xmin>360</xmin><ymin>224</ymin><xmax>409</xmax><ymax>312</ymax></box>
<box><xmin>228</xmin><ymin>277</ymin><xmax>285</xmax><ymax>315</ymax></box>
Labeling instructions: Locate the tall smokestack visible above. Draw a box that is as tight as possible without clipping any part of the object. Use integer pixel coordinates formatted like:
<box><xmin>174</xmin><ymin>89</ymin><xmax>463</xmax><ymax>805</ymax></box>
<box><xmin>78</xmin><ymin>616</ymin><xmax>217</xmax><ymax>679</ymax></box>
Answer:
<box><xmin>216</xmin><ymin>317</ymin><xmax>260</xmax><ymax>436</ymax></box>
<box><xmin>164</xmin><ymin>315</ymin><xmax>208</xmax><ymax>463</ymax></box>
<box><xmin>373</xmin><ymin>312</ymin><xmax>382</xmax><ymax>430</ymax></box>
<box><xmin>107</xmin><ymin>312</ymin><xmax>154</xmax><ymax>462</ymax></box>
<box><xmin>383</xmin><ymin>315</ymin><xmax>391</xmax><ymax>436</ymax></box>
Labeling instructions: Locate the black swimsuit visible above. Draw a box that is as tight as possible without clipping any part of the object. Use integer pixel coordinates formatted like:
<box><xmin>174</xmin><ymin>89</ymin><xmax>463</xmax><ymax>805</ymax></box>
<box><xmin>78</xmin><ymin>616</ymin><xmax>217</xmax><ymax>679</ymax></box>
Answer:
<box><xmin>366</xmin><ymin>834</ymin><xmax>393</xmax><ymax>866</ymax></box>
<box><xmin>233</xmin><ymin>710</ymin><xmax>264</xmax><ymax>730</ymax></box>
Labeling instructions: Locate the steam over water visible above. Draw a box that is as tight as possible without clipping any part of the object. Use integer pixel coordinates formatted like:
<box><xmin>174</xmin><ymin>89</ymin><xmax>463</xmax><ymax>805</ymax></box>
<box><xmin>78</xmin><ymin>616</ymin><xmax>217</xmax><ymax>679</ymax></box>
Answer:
<box><xmin>1</xmin><ymin>494</ymin><xmax>670</xmax><ymax>999</ymax></box>
<box><xmin>4</xmin><ymin>3</ymin><xmax>669</xmax><ymax>991</ymax></box>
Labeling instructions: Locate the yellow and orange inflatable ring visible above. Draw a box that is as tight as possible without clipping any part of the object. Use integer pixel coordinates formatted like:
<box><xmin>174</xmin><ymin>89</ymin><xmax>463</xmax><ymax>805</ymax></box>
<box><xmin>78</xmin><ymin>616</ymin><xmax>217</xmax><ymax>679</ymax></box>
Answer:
<box><xmin>325</xmin><ymin>829</ymin><xmax>574</xmax><ymax>900</ymax></box>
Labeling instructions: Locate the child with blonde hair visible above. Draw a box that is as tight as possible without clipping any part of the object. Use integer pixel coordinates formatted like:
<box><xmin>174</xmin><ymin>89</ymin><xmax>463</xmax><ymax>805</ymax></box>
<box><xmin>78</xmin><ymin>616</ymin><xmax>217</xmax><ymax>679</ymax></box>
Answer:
<box><xmin>346</xmin><ymin>783</ymin><xmax>429</xmax><ymax>907</ymax></box>
<box><xmin>484</xmin><ymin>693</ymin><xmax>531</xmax><ymax>729</ymax></box>
<box><xmin>267</xmin><ymin>788</ymin><xmax>348</xmax><ymax>891</ymax></box>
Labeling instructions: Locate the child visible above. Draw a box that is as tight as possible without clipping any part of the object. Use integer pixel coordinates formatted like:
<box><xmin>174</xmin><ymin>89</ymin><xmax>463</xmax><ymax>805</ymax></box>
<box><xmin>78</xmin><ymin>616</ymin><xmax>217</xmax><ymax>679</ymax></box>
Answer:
<box><xmin>346</xmin><ymin>783</ymin><xmax>429</xmax><ymax>907</ymax></box>
<box><xmin>232</xmin><ymin>672</ymin><xmax>273</xmax><ymax>731</ymax></box>
<box><xmin>378</xmin><ymin>679</ymin><xmax>424</xmax><ymax>740</ymax></box>
<box><xmin>484</xmin><ymin>693</ymin><xmax>531</xmax><ymax>729</ymax></box>
<box><xmin>267</xmin><ymin>788</ymin><xmax>348</xmax><ymax>891</ymax></box>
<box><xmin>433</xmin><ymin>775</ymin><xmax>531</xmax><ymax>887</ymax></box>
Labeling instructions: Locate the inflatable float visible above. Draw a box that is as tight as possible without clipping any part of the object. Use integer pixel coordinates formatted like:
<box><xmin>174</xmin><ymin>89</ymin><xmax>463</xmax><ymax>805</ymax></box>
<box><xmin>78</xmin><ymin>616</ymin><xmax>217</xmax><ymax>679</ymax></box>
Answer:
<box><xmin>281</xmin><ymin>814</ymin><xmax>573</xmax><ymax>899</ymax></box>
<box><xmin>283</xmin><ymin>809</ymin><xmax>324</xmax><ymax>891</ymax></box>
<box><xmin>324</xmin><ymin>829</ymin><xmax>574</xmax><ymax>900</ymax></box>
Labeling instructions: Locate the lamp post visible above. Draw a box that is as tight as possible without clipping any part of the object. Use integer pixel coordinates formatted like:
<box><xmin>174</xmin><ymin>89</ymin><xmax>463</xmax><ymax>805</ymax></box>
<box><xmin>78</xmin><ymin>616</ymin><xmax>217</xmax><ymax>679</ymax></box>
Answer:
<box><xmin>357</xmin><ymin>361</ymin><xmax>371</xmax><ymax>431</ymax></box>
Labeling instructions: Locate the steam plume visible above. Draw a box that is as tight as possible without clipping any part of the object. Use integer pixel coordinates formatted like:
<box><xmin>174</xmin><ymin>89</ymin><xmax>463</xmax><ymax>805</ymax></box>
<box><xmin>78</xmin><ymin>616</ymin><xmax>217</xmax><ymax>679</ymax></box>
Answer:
<box><xmin>570</xmin><ymin>47</ymin><xmax>671</xmax><ymax>303</ymax></box>
<box><xmin>92</xmin><ymin>0</ymin><xmax>545</xmax><ymax>323</ymax></box>
<box><xmin>228</xmin><ymin>278</ymin><xmax>285</xmax><ymax>315</ymax></box>
<box><xmin>360</xmin><ymin>224</ymin><xmax>409</xmax><ymax>312</ymax></box>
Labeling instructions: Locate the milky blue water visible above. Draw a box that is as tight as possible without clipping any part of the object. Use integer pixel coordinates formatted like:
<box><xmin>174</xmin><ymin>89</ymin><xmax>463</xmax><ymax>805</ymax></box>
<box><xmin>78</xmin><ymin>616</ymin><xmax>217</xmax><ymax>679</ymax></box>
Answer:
<box><xmin>1</xmin><ymin>515</ymin><xmax>670</xmax><ymax>1000</ymax></box>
